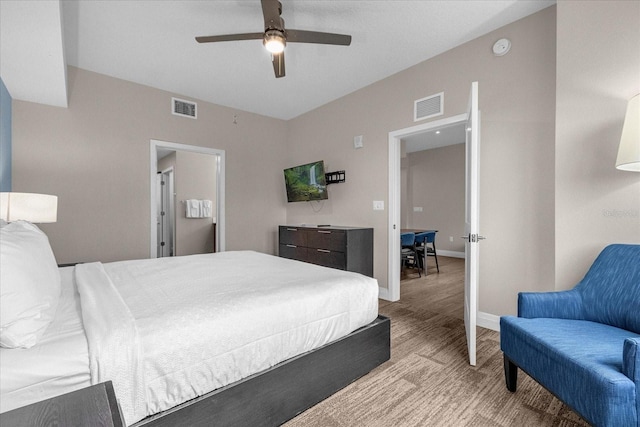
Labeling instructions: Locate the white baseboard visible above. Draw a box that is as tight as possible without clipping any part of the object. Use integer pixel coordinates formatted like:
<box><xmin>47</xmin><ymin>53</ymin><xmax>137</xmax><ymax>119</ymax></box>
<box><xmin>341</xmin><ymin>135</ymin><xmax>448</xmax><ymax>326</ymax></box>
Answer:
<box><xmin>477</xmin><ymin>311</ymin><xmax>500</xmax><ymax>332</ymax></box>
<box><xmin>437</xmin><ymin>250</ymin><xmax>465</xmax><ymax>259</ymax></box>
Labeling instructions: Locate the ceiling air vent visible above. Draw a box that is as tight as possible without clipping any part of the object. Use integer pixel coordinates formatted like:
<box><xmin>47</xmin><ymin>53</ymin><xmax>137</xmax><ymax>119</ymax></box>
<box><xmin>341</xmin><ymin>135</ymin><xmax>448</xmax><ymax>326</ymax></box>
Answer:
<box><xmin>414</xmin><ymin>92</ymin><xmax>443</xmax><ymax>122</ymax></box>
<box><xmin>172</xmin><ymin>97</ymin><xmax>197</xmax><ymax>119</ymax></box>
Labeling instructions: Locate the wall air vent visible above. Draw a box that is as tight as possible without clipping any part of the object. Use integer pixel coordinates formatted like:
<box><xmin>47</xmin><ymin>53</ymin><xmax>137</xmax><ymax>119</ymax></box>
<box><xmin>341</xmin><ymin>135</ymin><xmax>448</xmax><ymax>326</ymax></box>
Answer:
<box><xmin>172</xmin><ymin>97</ymin><xmax>197</xmax><ymax>119</ymax></box>
<box><xmin>414</xmin><ymin>92</ymin><xmax>443</xmax><ymax>122</ymax></box>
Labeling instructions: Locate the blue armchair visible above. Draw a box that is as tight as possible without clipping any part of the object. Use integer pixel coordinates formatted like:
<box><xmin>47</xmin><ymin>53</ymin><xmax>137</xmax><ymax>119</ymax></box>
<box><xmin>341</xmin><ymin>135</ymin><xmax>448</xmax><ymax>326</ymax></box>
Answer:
<box><xmin>500</xmin><ymin>244</ymin><xmax>640</xmax><ymax>427</ymax></box>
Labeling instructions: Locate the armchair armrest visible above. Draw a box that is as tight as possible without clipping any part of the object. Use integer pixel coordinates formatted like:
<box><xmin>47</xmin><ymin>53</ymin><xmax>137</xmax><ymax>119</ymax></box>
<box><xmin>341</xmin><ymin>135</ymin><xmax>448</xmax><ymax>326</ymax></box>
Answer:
<box><xmin>623</xmin><ymin>337</ymin><xmax>640</xmax><ymax>382</ymax></box>
<box><xmin>518</xmin><ymin>289</ymin><xmax>584</xmax><ymax>319</ymax></box>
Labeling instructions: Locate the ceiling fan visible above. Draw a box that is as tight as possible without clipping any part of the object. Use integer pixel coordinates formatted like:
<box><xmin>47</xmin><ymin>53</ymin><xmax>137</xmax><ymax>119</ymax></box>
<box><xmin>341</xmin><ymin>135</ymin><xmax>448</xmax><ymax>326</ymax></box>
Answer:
<box><xmin>195</xmin><ymin>0</ymin><xmax>352</xmax><ymax>78</ymax></box>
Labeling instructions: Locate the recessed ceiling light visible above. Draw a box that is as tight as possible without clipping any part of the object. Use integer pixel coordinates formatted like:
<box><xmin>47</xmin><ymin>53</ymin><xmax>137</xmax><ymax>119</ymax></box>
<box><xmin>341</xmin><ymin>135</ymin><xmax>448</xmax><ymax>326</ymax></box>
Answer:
<box><xmin>435</xmin><ymin>131</ymin><xmax>441</xmax><ymax>135</ymax></box>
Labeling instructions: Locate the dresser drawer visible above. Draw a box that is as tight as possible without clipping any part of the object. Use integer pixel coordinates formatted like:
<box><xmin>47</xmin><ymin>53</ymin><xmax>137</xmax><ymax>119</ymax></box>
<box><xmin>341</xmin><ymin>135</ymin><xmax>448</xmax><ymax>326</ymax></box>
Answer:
<box><xmin>306</xmin><ymin>229</ymin><xmax>346</xmax><ymax>252</ymax></box>
<box><xmin>278</xmin><ymin>225</ymin><xmax>373</xmax><ymax>277</ymax></box>
<box><xmin>308</xmin><ymin>248</ymin><xmax>346</xmax><ymax>270</ymax></box>
<box><xmin>279</xmin><ymin>244</ymin><xmax>308</xmax><ymax>262</ymax></box>
<box><xmin>279</xmin><ymin>226</ymin><xmax>308</xmax><ymax>247</ymax></box>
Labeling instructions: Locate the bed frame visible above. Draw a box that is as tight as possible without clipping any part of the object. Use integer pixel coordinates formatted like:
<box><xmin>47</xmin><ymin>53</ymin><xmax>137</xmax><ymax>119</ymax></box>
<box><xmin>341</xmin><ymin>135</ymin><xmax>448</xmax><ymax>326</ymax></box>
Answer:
<box><xmin>134</xmin><ymin>315</ymin><xmax>390</xmax><ymax>427</ymax></box>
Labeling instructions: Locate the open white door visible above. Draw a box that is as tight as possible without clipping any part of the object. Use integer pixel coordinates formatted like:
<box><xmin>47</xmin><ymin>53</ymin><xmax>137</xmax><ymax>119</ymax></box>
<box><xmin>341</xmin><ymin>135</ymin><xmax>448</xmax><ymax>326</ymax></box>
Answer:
<box><xmin>464</xmin><ymin>81</ymin><xmax>482</xmax><ymax>366</ymax></box>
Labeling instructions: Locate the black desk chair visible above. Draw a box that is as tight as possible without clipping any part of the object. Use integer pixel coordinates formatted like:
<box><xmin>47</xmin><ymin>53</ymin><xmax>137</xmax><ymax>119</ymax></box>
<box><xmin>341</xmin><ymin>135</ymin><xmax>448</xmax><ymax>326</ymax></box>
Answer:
<box><xmin>400</xmin><ymin>232</ymin><xmax>420</xmax><ymax>277</ymax></box>
<box><xmin>415</xmin><ymin>231</ymin><xmax>439</xmax><ymax>274</ymax></box>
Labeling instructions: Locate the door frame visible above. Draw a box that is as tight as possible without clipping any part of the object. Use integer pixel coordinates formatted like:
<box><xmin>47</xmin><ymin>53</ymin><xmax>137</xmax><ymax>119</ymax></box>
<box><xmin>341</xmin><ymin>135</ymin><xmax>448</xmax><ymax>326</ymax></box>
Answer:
<box><xmin>157</xmin><ymin>167</ymin><xmax>175</xmax><ymax>257</ymax></box>
<box><xmin>149</xmin><ymin>139</ymin><xmax>225</xmax><ymax>258</ymax></box>
<box><xmin>386</xmin><ymin>113</ymin><xmax>468</xmax><ymax>301</ymax></box>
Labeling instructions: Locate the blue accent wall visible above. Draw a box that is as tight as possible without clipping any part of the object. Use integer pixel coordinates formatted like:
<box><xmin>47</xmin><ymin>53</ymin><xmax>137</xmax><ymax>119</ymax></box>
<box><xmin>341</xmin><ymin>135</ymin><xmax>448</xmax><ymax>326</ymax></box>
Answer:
<box><xmin>0</xmin><ymin>78</ymin><xmax>11</xmax><ymax>191</ymax></box>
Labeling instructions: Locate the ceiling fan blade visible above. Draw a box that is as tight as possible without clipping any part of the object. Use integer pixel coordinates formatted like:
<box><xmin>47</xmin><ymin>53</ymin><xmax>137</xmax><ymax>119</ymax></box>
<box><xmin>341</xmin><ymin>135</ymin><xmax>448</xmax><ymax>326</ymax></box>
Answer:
<box><xmin>272</xmin><ymin>51</ymin><xmax>285</xmax><ymax>78</ymax></box>
<box><xmin>286</xmin><ymin>29</ymin><xmax>351</xmax><ymax>46</ymax></box>
<box><xmin>196</xmin><ymin>33</ymin><xmax>264</xmax><ymax>43</ymax></box>
<box><xmin>196</xmin><ymin>1</ymin><xmax>348</xmax><ymax>78</ymax></box>
<box><xmin>261</xmin><ymin>0</ymin><xmax>284</xmax><ymax>30</ymax></box>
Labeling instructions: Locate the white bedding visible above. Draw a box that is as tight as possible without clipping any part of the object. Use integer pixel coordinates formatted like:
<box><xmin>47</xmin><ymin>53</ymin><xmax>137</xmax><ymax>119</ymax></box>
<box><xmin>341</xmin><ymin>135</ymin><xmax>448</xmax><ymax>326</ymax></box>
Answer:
<box><xmin>75</xmin><ymin>251</ymin><xmax>378</xmax><ymax>425</ymax></box>
<box><xmin>0</xmin><ymin>267</ymin><xmax>91</xmax><ymax>413</ymax></box>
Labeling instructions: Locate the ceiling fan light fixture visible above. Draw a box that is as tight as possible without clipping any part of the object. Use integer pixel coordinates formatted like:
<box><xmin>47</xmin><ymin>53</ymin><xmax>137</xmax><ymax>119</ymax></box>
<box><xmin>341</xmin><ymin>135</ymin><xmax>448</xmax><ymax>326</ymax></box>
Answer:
<box><xmin>264</xmin><ymin>30</ymin><xmax>286</xmax><ymax>53</ymax></box>
<box><xmin>196</xmin><ymin>0</ymin><xmax>352</xmax><ymax>78</ymax></box>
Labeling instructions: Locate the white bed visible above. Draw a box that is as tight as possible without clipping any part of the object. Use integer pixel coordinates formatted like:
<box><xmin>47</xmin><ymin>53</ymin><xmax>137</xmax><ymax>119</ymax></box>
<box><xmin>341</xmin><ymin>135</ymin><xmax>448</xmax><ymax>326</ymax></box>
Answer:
<box><xmin>0</xmin><ymin>250</ymin><xmax>379</xmax><ymax>426</ymax></box>
<box><xmin>0</xmin><ymin>266</ymin><xmax>90</xmax><ymax>411</ymax></box>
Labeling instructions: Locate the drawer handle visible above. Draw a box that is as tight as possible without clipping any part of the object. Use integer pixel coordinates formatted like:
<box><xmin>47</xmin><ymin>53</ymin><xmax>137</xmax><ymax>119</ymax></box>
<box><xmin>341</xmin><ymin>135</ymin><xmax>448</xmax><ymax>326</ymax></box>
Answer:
<box><xmin>317</xmin><ymin>230</ymin><xmax>332</xmax><ymax>234</ymax></box>
<box><xmin>286</xmin><ymin>228</ymin><xmax>298</xmax><ymax>231</ymax></box>
<box><xmin>317</xmin><ymin>249</ymin><xmax>331</xmax><ymax>253</ymax></box>
<box><xmin>286</xmin><ymin>244</ymin><xmax>297</xmax><ymax>248</ymax></box>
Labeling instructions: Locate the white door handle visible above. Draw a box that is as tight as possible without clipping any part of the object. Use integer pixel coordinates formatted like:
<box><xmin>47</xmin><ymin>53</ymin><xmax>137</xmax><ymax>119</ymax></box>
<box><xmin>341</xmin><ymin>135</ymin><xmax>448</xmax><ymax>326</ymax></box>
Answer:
<box><xmin>461</xmin><ymin>234</ymin><xmax>486</xmax><ymax>242</ymax></box>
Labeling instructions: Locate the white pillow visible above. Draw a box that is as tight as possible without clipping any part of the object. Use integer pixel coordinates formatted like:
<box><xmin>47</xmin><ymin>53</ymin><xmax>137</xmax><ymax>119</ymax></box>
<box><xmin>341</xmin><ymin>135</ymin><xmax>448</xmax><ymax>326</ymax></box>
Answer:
<box><xmin>0</xmin><ymin>220</ymin><xmax>61</xmax><ymax>348</ymax></box>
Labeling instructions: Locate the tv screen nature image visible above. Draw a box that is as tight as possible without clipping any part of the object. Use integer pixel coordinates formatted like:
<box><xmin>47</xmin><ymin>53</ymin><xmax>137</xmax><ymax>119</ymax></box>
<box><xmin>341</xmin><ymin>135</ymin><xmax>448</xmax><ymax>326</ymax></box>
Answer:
<box><xmin>284</xmin><ymin>161</ymin><xmax>329</xmax><ymax>202</ymax></box>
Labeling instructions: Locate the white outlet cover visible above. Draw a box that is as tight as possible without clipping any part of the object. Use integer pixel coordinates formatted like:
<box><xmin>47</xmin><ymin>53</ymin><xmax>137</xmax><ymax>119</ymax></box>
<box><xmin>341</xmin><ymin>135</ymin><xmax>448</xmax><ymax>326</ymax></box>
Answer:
<box><xmin>373</xmin><ymin>200</ymin><xmax>384</xmax><ymax>210</ymax></box>
<box><xmin>413</xmin><ymin>206</ymin><xmax>423</xmax><ymax>212</ymax></box>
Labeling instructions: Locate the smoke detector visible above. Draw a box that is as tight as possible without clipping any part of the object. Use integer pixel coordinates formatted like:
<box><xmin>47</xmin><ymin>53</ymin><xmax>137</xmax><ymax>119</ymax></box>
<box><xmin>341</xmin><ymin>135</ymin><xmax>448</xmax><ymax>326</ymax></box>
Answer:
<box><xmin>492</xmin><ymin>38</ymin><xmax>511</xmax><ymax>56</ymax></box>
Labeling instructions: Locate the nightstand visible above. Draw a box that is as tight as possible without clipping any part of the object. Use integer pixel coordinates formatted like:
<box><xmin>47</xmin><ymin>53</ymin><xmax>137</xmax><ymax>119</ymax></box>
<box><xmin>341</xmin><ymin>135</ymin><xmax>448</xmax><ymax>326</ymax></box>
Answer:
<box><xmin>0</xmin><ymin>381</ymin><xmax>125</xmax><ymax>427</ymax></box>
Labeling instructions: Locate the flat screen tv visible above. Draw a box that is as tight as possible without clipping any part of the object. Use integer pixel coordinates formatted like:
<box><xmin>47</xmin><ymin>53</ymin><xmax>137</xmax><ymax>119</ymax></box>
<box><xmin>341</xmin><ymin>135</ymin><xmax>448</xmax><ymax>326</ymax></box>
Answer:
<box><xmin>284</xmin><ymin>160</ymin><xmax>328</xmax><ymax>202</ymax></box>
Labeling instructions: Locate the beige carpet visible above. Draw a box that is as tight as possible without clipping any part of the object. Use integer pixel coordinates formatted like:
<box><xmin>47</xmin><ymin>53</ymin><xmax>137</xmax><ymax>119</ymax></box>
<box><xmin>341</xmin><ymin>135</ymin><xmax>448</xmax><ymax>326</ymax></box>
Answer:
<box><xmin>285</xmin><ymin>257</ymin><xmax>590</xmax><ymax>427</ymax></box>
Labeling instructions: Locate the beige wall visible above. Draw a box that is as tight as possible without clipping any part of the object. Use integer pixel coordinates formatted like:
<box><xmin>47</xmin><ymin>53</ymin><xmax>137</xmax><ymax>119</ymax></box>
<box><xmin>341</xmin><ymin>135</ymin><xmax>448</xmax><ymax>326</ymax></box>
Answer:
<box><xmin>174</xmin><ymin>151</ymin><xmax>216</xmax><ymax>256</ymax></box>
<box><xmin>403</xmin><ymin>144</ymin><xmax>465</xmax><ymax>253</ymax></box>
<box><xmin>286</xmin><ymin>6</ymin><xmax>557</xmax><ymax>316</ymax></box>
<box><xmin>555</xmin><ymin>0</ymin><xmax>640</xmax><ymax>289</ymax></box>
<box><xmin>12</xmin><ymin>66</ymin><xmax>288</xmax><ymax>264</ymax></box>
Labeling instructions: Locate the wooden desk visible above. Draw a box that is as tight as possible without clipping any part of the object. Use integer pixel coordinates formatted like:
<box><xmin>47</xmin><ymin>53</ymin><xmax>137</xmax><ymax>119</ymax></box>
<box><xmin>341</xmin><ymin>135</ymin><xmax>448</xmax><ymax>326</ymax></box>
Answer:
<box><xmin>0</xmin><ymin>381</ymin><xmax>125</xmax><ymax>427</ymax></box>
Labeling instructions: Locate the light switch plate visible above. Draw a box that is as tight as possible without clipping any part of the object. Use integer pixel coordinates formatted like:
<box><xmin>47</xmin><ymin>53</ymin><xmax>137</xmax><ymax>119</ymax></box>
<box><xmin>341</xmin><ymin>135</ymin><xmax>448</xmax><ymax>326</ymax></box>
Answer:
<box><xmin>354</xmin><ymin>135</ymin><xmax>364</xmax><ymax>149</ymax></box>
<box><xmin>373</xmin><ymin>200</ymin><xmax>384</xmax><ymax>211</ymax></box>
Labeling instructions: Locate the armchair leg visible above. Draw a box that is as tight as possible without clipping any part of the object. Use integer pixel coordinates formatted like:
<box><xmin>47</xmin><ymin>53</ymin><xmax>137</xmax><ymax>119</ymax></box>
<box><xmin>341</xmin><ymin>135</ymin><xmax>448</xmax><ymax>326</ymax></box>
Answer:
<box><xmin>503</xmin><ymin>355</ymin><xmax>518</xmax><ymax>392</ymax></box>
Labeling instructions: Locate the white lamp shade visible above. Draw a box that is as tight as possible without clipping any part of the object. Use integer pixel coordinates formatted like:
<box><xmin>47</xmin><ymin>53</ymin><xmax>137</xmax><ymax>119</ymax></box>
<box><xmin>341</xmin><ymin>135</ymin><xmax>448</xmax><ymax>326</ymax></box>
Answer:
<box><xmin>0</xmin><ymin>192</ymin><xmax>58</xmax><ymax>223</ymax></box>
<box><xmin>616</xmin><ymin>93</ymin><xmax>640</xmax><ymax>172</ymax></box>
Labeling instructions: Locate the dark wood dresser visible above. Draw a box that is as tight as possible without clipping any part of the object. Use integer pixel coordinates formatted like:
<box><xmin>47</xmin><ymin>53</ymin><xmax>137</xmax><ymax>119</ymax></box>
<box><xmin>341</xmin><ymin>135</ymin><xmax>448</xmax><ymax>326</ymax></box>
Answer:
<box><xmin>0</xmin><ymin>381</ymin><xmax>125</xmax><ymax>427</ymax></box>
<box><xmin>279</xmin><ymin>225</ymin><xmax>373</xmax><ymax>277</ymax></box>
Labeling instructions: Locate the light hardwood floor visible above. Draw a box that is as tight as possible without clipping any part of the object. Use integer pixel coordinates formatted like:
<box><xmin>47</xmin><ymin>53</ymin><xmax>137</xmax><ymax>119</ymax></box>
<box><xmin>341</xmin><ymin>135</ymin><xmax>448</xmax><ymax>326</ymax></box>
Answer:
<box><xmin>286</xmin><ymin>256</ymin><xmax>590</xmax><ymax>427</ymax></box>
<box><xmin>397</xmin><ymin>255</ymin><xmax>465</xmax><ymax>320</ymax></box>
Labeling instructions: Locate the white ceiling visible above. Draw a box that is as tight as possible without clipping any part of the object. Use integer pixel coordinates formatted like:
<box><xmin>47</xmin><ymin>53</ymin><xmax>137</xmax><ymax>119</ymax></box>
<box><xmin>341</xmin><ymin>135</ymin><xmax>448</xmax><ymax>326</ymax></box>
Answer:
<box><xmin>1</xmin><ymin>0</ymin><xmax>555</xmax><ymax>120</ymax></box>
<box><xmin>0</xmin><ymin>1</ymin><xmax>68</xmax><ymax>107</ymax></box>
<box><xmin>403</xmin><ymin>121</ymin><xmax>467</xmax><ymax>153</ymax></box>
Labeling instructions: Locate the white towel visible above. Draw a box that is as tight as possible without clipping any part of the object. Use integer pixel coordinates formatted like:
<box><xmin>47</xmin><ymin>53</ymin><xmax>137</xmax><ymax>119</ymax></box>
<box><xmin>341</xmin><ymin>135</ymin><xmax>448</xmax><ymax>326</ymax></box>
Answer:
<box><xmin>186</xmin><ymin>200</ymin><xmax>201</xmax><ymax>218</ymax></box>
<box><xmin>201</xmin><ymin>200</ymin><xmax>213</xmax><ymax>218</ymax></box>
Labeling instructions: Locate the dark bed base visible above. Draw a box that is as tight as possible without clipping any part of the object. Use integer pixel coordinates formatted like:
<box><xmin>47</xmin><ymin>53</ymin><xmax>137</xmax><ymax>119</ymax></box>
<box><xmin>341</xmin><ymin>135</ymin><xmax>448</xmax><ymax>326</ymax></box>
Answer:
<box><xmin>134</xmin><ymin>315</ymin><xmax>391</xmax><ymax>427</ymax></box>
